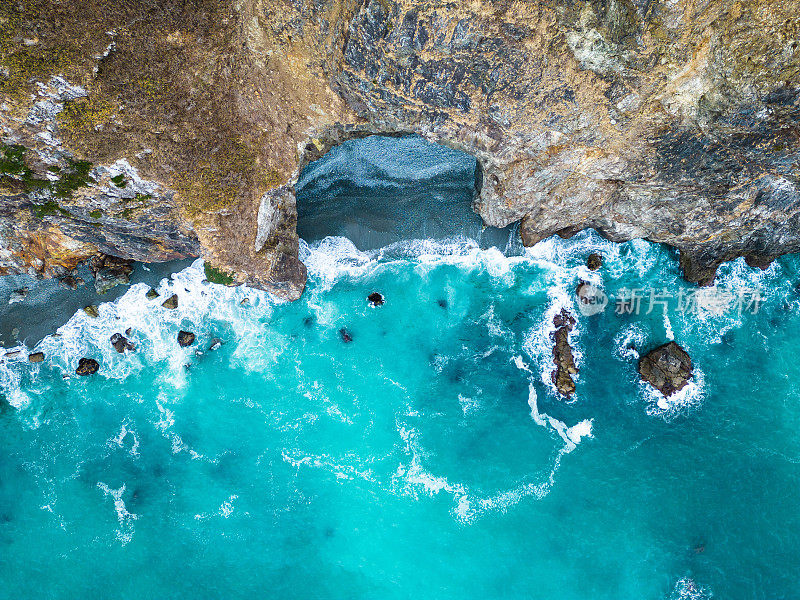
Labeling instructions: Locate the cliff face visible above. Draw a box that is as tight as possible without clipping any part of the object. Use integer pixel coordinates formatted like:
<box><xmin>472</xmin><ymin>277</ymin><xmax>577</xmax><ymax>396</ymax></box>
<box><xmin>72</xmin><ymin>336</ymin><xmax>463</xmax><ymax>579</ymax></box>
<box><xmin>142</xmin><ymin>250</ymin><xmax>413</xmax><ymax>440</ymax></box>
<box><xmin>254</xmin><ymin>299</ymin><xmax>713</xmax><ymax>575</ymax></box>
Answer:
<box><xmin>1</xmin><ymin>0</ymin><xmax>799</xmax><ymax>297</ymax></box>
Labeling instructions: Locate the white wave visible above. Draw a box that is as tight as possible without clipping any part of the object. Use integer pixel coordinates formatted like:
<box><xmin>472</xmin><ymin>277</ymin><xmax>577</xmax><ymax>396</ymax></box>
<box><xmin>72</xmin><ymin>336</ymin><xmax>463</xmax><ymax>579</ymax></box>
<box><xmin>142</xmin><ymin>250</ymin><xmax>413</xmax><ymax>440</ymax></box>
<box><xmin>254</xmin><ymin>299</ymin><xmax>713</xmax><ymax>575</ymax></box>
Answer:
<box><xmin>97</xmin><ymin>482</ymin><xmax>137</xmax><ymax>545</ymax></box>
<box><xmin>642</xmin><ymin>366</ymin><xmax>706</xmax><ymax>419</ymax></box>
<box><xmin>670</xmin><ymin>577</ymin><xmax>712</xmax><ymax>600</ymax></box>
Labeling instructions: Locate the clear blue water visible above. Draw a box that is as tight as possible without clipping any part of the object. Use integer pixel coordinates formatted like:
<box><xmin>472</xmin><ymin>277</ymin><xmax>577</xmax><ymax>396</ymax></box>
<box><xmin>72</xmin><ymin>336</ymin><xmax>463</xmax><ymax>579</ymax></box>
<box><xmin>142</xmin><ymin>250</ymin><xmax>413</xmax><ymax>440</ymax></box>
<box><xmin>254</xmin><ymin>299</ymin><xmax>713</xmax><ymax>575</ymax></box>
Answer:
<box><xmin>2</xmin><ymin>137</ymin><xmax>800</xmax><ymax>599</ymax></box>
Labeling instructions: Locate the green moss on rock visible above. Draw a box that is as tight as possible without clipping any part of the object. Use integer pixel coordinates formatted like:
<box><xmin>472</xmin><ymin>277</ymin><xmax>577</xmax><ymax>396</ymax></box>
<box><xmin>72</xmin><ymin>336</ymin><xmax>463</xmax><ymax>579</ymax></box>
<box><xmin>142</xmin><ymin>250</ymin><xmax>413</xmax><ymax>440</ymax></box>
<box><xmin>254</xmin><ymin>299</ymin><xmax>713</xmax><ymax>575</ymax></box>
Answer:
<box><xmin>204</xmin><ymin>262</ymin><xmax>235</xmax><ymax>286</ymax></box>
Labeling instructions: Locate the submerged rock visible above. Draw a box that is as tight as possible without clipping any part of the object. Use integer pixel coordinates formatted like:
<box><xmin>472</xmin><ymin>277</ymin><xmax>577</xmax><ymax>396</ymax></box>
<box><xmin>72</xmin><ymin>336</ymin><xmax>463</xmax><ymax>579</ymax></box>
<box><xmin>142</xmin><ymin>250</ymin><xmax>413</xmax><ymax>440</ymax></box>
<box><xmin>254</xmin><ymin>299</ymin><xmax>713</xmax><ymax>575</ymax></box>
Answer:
<box><xmin>89</xmin><ymin>255</ymin><xmax>134</xmax><ymax>295</ymax></box>
<box><xmin>587</xmin><ymin>254</ymin><xmax>603</xmax><ymax>271</ymax></box>
<box><xmin>146</xmin><ymin>288</ymin><xmax>160</xmax><ymax>300</ymax></box>
<box><xmin>177</xmin><ymin>331</ymin><xmax>195</xmax><ymax>347</ymax></box>
<box><xmin>368</xmin><ymin>292</ymin><xmax>384</xmax><ymax>306</ymax></box>
<box><xmin>110</xmin><ymin>333</ymin><xmax>135</xmax><ymax>353</ymax></box>
<box><xmin>83</xmin><ymin>305</ymin><xmax>99</xmax><ymax>318</ymax></box>
<box><xmin>162</xmin><ymin>294</ymin><xmax>179</xmax><ymax>309</ymax></box>
<box><xmin>209</xmin><ymin>338</ymin><xmax>223</xmax><ymax>351</ymax></box>
<box><xmin>28</xmin><ymin>352</ymin><xmax>44</xmax><ymax>363</ymax></box>
<box><xmin>638</xmin><ymin>341</ymin><xmax>693</xmax><ymax>397</ymax></box>
<box><xmin>75</xmin><ymin>358</ymin><xmax>100</xmax><ymax>376</ymax></box>
<box><xmin>551</xmin><ymin>309</ymin><xmax>578</xmax><ymax>398</ymax></box>
<box><xmin>59</xmin><ymin>274</ymin><xmax>85</xmax><ymax>290</ymax></box>
<box><xmin>339</xmin><ymin>328</ymin><xmax>353</xmax><ymax>343</ymax></box>
<box><xmin>9</xmin><ymin>288</ymin><xmax>28</xmax><ymax>304</ymax></box>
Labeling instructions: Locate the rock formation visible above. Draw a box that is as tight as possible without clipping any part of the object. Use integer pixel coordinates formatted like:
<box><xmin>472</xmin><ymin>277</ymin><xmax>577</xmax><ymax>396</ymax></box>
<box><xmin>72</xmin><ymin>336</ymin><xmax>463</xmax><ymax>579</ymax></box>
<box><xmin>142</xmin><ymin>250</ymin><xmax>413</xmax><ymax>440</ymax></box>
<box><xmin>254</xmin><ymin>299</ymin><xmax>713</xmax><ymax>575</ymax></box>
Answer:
<box><xmin>110</xmin><ymin>332</ymin><xmax>135</xmax><ymax>353</ymax></box>
<box><xmin>638</xmin><ymin>341</ymin><xmax>693</xmax><ymax>396</ymax></box>
<box><xmin>75</xmin><ymin>357</ymin><xmax>99</xmax><ymax>375</ymax></box>
<box><xmin>1</xmin><ymin>0</ymin><xmax>799</xmax><ymax>299</ymax></box>
<box><xmin>177</xmin><ymin>330</ymin><xmax>195</xmax><ymax>347</ymax></box>
<box><xmin>551</xmin><ymin>309</ymin><xmax>579</xmax><ymax>398</ymax></box>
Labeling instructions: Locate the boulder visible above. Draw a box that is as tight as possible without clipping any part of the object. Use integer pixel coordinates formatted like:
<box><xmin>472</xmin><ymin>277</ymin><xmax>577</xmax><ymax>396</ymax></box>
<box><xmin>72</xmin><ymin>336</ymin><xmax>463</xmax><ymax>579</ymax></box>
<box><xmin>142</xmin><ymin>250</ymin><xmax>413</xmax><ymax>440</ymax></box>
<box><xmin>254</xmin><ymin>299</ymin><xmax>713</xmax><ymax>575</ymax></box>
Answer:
<box><xmin>162</xmin><ymin>294</ymin><xmax>179</xmax><ymax>309</ymax></box>
<box><xmin>28</xmin><ymin>352</ymin><xmax>44</xmax><ymax>363</ymax></box>
<box><xmin>90</xmin><ymin>255</ymin><xmax>133</xmax><ymax>295</ymax></box>
<box><xmin>76</xmin><ymin>357</ymin><xmax>100</xmax><ymax>375</ymax></box>
<box><xmin>110</xmin><ymin>333</ymin><xmax>135</xmax><ymax>353</ymax></box>
<box><xmin>638</xmin><ymin>341</ymin><xmax>693</xmax><ymax>396</ymax></box>
<box><xmin>368</xmin><ymin>292</ymin><xmax>384</xmax><ymax>306</ymax></box>
<box><xmin>339</xmin><ymin>328</ymin><xmax>353</xmax><ymax>343</ymax></box>
<box><xmin>146</xmin><ymin>288</ymin><xmax>160</xmax><ymax>300</ymax></box>
<box><xmin>551</xmin><ymin>309</ymin><xmax>578</xmax><ymax>397</ymax></box>
<box><xmin>587</xmin><ymin>253</ymin><xmax>603</xmax><ymax>271</ymax></box>
<box><xmin>83</xmin><ymin>305</ymin><xmax>99</xmax><ymax>318</ymax></box>
<box><xmin>177</xmin><ymin>331</ymin><xmax>195</xmax><ymax>347</ymax></box>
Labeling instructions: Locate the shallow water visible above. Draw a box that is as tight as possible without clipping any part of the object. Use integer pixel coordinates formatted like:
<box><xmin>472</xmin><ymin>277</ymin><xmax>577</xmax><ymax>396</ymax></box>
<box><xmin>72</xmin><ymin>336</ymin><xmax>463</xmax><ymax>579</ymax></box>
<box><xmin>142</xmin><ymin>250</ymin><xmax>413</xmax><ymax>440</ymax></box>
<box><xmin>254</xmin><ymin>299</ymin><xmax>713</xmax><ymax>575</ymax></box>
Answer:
<box><xmin>2</xmin><ymin>135</ymin><xmax>800</xmax><ymax>598</ymax></box>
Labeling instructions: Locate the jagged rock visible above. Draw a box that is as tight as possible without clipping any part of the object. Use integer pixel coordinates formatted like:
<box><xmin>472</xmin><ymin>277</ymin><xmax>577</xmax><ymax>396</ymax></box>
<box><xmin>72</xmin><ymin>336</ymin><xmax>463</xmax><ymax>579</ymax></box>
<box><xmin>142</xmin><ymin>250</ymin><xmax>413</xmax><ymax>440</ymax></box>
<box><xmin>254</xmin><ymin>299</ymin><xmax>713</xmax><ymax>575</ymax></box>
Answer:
<box><xmin>8</xmin><ymin>288</ymin><xmax>28</xmax><ymax>304</ymax></box>
<box><xmin>587</xmin><ymin>254</ymin><xmax>603</xmax><ymax>271</ymax></box>
<box><xmin>177</xmin><ymin>331</ymin><xmax>195</xmax><ymax>347</ymax></box>
<box><xmin>638</xmin><ymin>342</ymin><xmax>694</xmax><ymax>396</ymax></box>
<box><xmin>110</xmin><ymin>333</ymin><xmax>135</xmax><ymax>353</ymax></box>
<box><xmin>83</xmin><ymin>305</ymin><xmax>99</xmax><ymax>318</ymax></box>
<box><xmin>1</xmin><ymin>1</ymin><xmax>799</xmax><ymax>295</ymax></box>
<box><xmin>162</xmin><ymin>294</ymin><xmax>178</xmax><ymax>309</ymax></box>
<box><xmin>28</xmin><ymin>352</ymin><xmax>44</xmax><ymax>363</ymax></box>
<box><xmin>146</xmin><ymin>288</ymin><xmax>160</xmax><ymax>300</ymax></box>
<box><xmin>75</xmin><ymin>357</ymin><xmax>99</xmax><ymax>376</ymax></box>
<box><xmin>551</xmin><ymin>309</ymin><xmax>578</xmax><ymax>397</ymax></box>
<box><xmin>339</xmin><ymin>328</ymin><xmax>353</xmax><ymax>343</ymax></box>
<box><xmin>90</xmin><ymin>255</ymin><xmax>134</xmax><ymax>295</ymax></box>
<box><xmin>240</xmin><ymin>298</ymin><xmax>250</xmax><ymax>306</ymax></box>
<box><xmin>59</xmin><ymin>275</ymin><xmax>84</xmax><ymax>290</ymax></box>
<box><xmin>368</xmin><ymin>292</ymin><xmax>384</xmax><ymax>306</ymax></box>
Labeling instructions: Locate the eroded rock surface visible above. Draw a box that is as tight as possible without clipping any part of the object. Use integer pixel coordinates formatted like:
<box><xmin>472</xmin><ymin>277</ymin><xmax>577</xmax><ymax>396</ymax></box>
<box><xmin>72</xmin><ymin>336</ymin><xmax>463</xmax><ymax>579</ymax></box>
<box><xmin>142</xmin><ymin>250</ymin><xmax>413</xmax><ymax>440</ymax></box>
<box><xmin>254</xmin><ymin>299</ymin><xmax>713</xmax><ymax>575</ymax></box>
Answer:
<box><xmin>551</xmin><ymin>309</ymin><xmax>578</xmax><ymax>398</ymax></box>
<box><xmin>1</xmin><ymin>0</ymin><xmax>799</xmax><ymax>297</ymax></box>
<box><xmin>638</xmin><ymin>341</ymin><xmax>693</xmax><ymax>396</ymax></box>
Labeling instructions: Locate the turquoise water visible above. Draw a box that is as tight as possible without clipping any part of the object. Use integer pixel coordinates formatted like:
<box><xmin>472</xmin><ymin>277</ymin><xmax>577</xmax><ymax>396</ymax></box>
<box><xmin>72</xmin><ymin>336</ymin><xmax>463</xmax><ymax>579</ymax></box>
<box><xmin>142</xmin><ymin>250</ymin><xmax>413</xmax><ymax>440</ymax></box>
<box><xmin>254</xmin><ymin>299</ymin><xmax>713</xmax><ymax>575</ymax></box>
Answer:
<box><xmin>2</xmin><ymin>136</ymin><xmax>800</xmax><ymax>598</ymax></box>
<box><xmin>2</xmin><ymin>234</ymin><xmax>800</xmax><ymax>599</ymax></box>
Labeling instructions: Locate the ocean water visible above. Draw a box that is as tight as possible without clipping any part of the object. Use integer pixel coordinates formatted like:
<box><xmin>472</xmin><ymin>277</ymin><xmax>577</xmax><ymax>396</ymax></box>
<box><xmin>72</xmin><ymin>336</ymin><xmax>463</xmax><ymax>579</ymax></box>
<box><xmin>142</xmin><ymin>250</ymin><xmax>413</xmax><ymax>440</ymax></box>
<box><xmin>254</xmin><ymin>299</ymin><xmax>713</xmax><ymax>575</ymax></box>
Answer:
<box><xmin>2</xmin><ymin>137</ymin><xmax>800</xmax><ymax>599</ymax></box>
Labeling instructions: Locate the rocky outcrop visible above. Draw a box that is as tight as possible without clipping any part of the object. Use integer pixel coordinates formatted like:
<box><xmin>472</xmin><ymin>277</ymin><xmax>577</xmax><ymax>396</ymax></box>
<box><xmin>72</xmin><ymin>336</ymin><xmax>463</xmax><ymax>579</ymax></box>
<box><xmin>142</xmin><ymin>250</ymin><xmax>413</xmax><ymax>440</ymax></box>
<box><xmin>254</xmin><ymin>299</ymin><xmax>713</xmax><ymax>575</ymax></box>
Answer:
<box><xmin>1</xmin><ymin>0</ymin><xmax>799</xmax><ymax>297</ymax></box>
<box><xmin>551</xmin><ymin>309</ymin><xmax>578</xmax><ymax>398</ymax></box>
<box><xmin>638</xmin><ymin>341</ymin><xmax>693</xmax><ymax>396</ymax></box>
<box><xmin>177</xmin><ymin>331</ymin><xmax>195</xmax><ymax>347</ymax></box>
<box><xmin>75</xmin><ymin>357</ymin><xmax>99</xmax><ymax>375</ymax></box>
<box><xmin>110</xmin><ymin>332</ymin><xmax>135</xmax><ymax>353</ymax></box>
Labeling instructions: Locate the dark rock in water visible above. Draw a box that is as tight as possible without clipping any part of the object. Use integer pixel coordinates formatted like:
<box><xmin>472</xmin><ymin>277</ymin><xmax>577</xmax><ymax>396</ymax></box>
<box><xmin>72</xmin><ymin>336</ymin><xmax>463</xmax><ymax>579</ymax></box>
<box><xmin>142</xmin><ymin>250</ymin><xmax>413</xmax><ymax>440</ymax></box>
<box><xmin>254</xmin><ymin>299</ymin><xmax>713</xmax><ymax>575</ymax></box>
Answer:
<box><xmin>587</xmin><ymin>253</ymin><xmax>603</xmax><ymax>271</ymax></box>
<box><xmin>551</xmin><ymin>309</ymin><xmax>578</xmax><ymax>398</ymax></box>
<box><xmin>437</xmin><ymin>299</ymin><xmax>447</xmax><ymax>309</ymax></box>
<box><xmin>339</xmin><ymin>328</ymin><xmax>353</xmax><ymax>343</ymax></box>
<box><xmin>83</xmin><ymin>305</ymin><xmax>99</xmax><ymax>318</ymax></box>
<box><xmin>28</xmin><ymin>352</ymin><xmax>44</xmax><ymax>363</ymax></box>
<box><xmin>162</xmin><ymin>294</ymin><xmax>179</xmax><ymax>309</ymax></box>
<box><xmin>59</xmin><ymin>274</ymin><xmax>84</xmax><ymax>290</ymax></box>
<box><xmin>240</xmin><ymin>297</ymin><xmax>250</xmax><ymax>306</ymax></box>
<box><xmin>110</xmin><ymin>333</ymin><xmax>135</xmax><ymax>353</ymax></box>
<box><xmin>146</xmin><ymin>288</ymin><xmax>160</xmax><ymax>300</ymax></box>
<box><xmin>178</xmin><ymin>331</ymin><xmax>196</xmax><ymax>347</ymax></box>
<box><xmin>638</xmin><ymin>341</ymin><xmax>693</xmax><ymax>396</ymax></box>
<box><xmin>76</xmin><ymin>357</ymin><xmax>99</xmax><ymax>375</ymax></box>
<box><xmin>303</xmin><ymin>316</ymin><xmax>314</xmax><ymax>328</ymax></box>
<box><xmin>90</xmin><ymin>255</ymin><xmax>134</xmax><ymax>294</ymax></box>
<box><xmin>367</xmin><ymin>292</ymin><xmax>384</xmax><ymax>306</ymax></box>
<box><xmin>8</xmin><ymin>287</ymin><xmax>28</xmax><ymax>304</ymax></box>
<box><xmin>125</xmin><ymin>328</ymin><xmax>132</xmax><ymax>336</ymax></box>
<box><xmin>209</xmin><ymin>338</ymin><xmax>223</xmax><ymax>351</ymax></box>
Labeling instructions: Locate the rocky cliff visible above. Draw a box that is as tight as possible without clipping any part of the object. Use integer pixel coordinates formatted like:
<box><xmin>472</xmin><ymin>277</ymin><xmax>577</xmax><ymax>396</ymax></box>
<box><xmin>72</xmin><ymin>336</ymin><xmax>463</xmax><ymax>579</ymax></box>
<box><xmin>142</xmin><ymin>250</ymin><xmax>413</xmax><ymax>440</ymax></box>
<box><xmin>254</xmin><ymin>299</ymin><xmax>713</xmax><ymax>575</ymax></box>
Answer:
<box><xmin>2</xmin><ymin>0</ymin><xmax>799</xmax><ymax>298</ymax></box>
